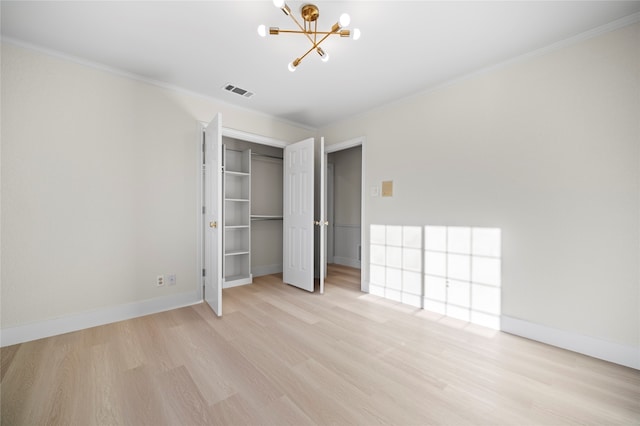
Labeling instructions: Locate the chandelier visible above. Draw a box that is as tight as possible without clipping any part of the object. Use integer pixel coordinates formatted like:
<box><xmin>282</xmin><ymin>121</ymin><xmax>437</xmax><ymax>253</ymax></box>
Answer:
<box><xmin>258</xmin><ymin>0</ymin><xmax>360</xmax><ymax>72</ymax></box>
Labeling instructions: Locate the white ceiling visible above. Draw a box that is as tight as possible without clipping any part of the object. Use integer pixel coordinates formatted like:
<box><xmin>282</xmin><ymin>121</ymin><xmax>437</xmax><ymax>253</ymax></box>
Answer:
<box><xmin>2</xmin><ymin>1</ymin><xmax>639</xmax><ymax>128</ymax></box>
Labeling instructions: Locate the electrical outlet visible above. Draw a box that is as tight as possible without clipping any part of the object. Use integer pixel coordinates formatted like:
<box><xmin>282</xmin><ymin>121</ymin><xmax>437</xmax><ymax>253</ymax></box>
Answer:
<box><xmin>157</xmin><ymin>275</ymin><xmax>165</xmax><ymax>287</ymax></box>
<box><xmin>168</xmin><ymin>274</ymin><xmax>176</xmax><ymax>286</ymax></box>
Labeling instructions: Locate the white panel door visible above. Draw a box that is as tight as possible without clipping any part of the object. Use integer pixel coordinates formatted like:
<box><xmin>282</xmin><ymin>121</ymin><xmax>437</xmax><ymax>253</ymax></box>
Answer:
<box><xmin>283</xmin><ymin>138</ymin><xmax>315</xmax><ymax>292</ymax></box>
<box><xmin>203</xmin><ymin>114</ymin><xmax>223</xmax><ymax>315</ymax></box>
<box><xmin>319</xmin><ymin>137</ymin><xmax>326</xmax><ymax>294</ymax></box>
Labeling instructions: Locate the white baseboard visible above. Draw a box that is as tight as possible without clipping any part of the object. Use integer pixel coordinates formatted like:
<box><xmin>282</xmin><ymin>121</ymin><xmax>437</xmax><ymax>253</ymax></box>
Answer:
<box><xmin>1</xmin><ymin>291</ymin><xmax>201</xmax><ymax>347</ymax></box>
<box><xmin>252</xmin><ymin>264</ymin><xmax>282</xmax><ymax>277</ymax></box>
<box><xmin>333</xmin><ymin>256</ymin><xmax>361</xmax><ymax>269</ymax></box>
<box><xmin>501</xmin><ymin>315</ymin><xmax>639</xmax><ymax>370</ymax></box>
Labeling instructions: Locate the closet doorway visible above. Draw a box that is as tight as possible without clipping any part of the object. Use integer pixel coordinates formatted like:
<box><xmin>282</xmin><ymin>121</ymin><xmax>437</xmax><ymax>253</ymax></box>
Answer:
<box><xmin>200</xmin><ymin>114</ymin><xmax>326</xmax><ymax>315</ymax></box>
<box><xmin>325</xmin><ymin>137</ymin><xmax>365</xmax><ymax>292</ymax></box>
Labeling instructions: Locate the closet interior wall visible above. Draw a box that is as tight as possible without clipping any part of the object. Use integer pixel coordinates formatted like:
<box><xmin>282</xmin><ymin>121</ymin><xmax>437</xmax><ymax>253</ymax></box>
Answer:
<box><xmin>223</xmin><ymin>137</ymin><xmax>284</xmax><ymax>279</ymax></box>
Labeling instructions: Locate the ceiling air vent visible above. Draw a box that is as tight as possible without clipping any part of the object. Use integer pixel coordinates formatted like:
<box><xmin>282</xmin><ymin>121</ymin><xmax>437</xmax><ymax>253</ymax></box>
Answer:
<box><xmin>223</xmin><ymin>83</ymin><xmax>254</xmax><ymax>99</ymax></box>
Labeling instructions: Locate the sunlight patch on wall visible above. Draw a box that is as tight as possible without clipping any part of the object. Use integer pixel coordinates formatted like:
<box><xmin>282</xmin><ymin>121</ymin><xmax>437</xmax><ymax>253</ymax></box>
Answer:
<box><xmin>370</xmin><ymin>225</ymin><xmax>422</xmax><ymax>308</ymax></box>
<box><xmin>424</xmin><ymin>226</ymin><xmax>501</xmax><ymax>330</ymax></box>
<box><xmin>370</xmin><ymin>224</ymin><xmax>502</xmax><ymax>330</ymax></box>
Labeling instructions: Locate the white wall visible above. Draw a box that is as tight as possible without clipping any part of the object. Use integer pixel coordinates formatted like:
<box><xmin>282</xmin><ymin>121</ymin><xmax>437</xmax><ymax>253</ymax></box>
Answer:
<box><xmin>0</xmin><ymin>42</ymin><xmax>313</xmax><ymax>341</ymax></box>
<box><xmin>320</xmin><ymin>23</ymin><xmax>640</xmax><ymax>366</ymax></box>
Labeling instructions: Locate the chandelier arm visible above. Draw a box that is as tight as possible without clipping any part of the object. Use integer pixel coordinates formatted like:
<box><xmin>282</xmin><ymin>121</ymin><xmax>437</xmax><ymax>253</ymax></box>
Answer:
<box><xmin>297</xmin><ymin>43</ymin><xmax>319</xmax><ymax>63</ymax></box>
<box><xmin>310</xmin><ymin>29</ymin><xmax>336</xmax><ymax>50</ymax></box>
<box><xmin>274</xmin><ymin>30</ymin><xmax>339</xmax><ymax>35</ymax></box>
<box><xmin>287</xmin><ymin>13</ymin><xmax>315</xmax><ymax>45</ymax></box>
<box><xmin>294</xmin><ymin>29</ymin><xmax>335</xmax><ymax>68</ymax></box>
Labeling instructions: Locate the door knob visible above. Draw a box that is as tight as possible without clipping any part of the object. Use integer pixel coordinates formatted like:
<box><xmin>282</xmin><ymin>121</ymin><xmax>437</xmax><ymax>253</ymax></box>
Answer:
<box><xmin>209</xmin><ymin>221</ymin><xmax>217</xmax><ymax>228</ymax></box>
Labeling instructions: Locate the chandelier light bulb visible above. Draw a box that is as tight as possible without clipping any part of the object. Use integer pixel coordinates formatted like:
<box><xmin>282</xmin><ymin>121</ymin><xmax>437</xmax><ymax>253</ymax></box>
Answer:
<box><xmin>352</xmin><ymin>28</ymin><xmax>361</xmax><ymax>40</ymax></box>
<box><xmin>257</xmin><ymin>24</ymin><xmax>267</xmax><ymax>37</ymax></box>
<box><xmin>273</xmin><ymin>0</ymin><xmax>285</xmax><ymax>8</ymax></box>
<box><xmin>288</xmin><ymin>62</ymin><xmax>297</xmax><ymax>72</ymax></box>
<box><xmin>317</xmin><ymin>48</ymin><xmax>330</xmax><ymax>62</ymax></box>
<box><xmin>339</xmin><ymin>13</ymin><xmax>351</xmax><ymax>28</ymax></box>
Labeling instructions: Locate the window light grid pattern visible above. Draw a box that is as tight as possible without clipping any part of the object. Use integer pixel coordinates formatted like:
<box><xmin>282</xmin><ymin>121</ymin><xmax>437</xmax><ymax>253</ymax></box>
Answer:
<box><xmin>424</xmin><ymin>226</ymin><xmax>502</xmax><ymax>330</ymax></box>
<box><xmin>369</xmin><ymin>225</ymin><xmax>422</xmax><ymax>308</ymax></box>
<box><xmin>370</xmin><ymin>224</ymin><xmax>502</xmax><ymax>330</ymax></box>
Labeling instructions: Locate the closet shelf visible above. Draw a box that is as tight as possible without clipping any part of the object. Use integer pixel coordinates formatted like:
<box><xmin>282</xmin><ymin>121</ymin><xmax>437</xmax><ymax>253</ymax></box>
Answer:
<box><xmin>225</xmin><ymin>198</ymin><xmax>250</xmax><ymax>202</ymax></box>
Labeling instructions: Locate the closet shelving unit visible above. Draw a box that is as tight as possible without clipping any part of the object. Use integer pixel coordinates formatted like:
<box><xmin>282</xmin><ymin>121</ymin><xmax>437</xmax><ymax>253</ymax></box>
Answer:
<box><xmin>223</xmin><ymin>147</ymin><xmax>252</xmax><ymax>287</ymax></box>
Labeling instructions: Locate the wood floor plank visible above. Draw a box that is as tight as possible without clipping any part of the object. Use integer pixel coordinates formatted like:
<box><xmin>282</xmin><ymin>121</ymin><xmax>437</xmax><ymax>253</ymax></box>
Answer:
<box><xmin>164</xmin><ymin>323</ymin><xmax>239</xmax><ymax>406</ymax></box>
<box><xmin>260</xmin><ymin>394</ymin><xmax>316</xmax><ymax>425</ymax></box>
<box><xmin>1</xmin><ymin>338</ymin><xmax>50</xmax><ymax>425</ymax></box>
<box><xmin>115</xmin><ymin>365</ymin><xmax>169</xmax><ymax>426</ymax></box>
<box><xmin>155</xmin><ymin>365</ymin><xmax>214</xmax><ymax>425</ymax></box>
<box><xmin>87</xmin><ymin>342</ymin><xmax>125</xmax><ymax>426</ymax></box>
<box><xmin>207</xmin><ymin>393</ymin><xmax>263</xmax><ymax>425</ymax></box>
<box><xmin>1</xmin><ymin>345</ymin><xmax>20</xmax><ymax>382</ymax></box>
<box><xmin>2</xmin><ymin>265</ymin><xmax>639</xmax><ymax>425</ymax></box>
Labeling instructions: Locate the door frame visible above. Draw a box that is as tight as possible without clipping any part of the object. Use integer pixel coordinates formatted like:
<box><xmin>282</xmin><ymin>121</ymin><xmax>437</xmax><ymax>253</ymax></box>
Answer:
<box><xmin>326</xmin><ymin>162</ymin><xmax>335</xmax><ymax>264</ymax></box>
<box><xmin>197</xmin><ymin>122</ymin><xmax>287</xmax><ymax>302</ymax></box>
<box><xmin>324</xmin><ymin>136</ymin><xmax>367</xmax><ymax>293</ymax></box>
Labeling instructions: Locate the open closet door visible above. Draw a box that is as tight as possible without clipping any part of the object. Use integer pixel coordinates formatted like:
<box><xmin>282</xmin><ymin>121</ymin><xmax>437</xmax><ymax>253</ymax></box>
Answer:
<box><xmin>319</xmin><ymin>137</ymin><xmax>326</xmax><ymax>294</ymax></box>
<box><xmin>283</xmin><ymin>138</ymin><xmax>315</xmax><ymax>292</ymax></box>
<box><xmin>203</xmin><ymin>113</ymin><xmax>223</xmax><ymax>315</ymax></box>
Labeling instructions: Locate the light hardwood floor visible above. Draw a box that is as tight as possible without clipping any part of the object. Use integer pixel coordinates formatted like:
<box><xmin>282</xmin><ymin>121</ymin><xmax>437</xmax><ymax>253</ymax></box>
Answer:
<box><xmin>2</xmin><ymin>264</ymin><xmax>639</xmax><ymax>425</ymax></box>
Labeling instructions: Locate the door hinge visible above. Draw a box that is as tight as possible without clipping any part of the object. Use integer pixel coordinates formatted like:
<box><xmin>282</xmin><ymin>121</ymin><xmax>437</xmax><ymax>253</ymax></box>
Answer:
<box><xmin>202</xmin><ymin>268</ymin><xmax>206</xmax><ymax>277</ymax></box>
<box><xmin>202</xmin><ymin>206</ymin><xmax>206</xmax><ymax>214</ymax></box>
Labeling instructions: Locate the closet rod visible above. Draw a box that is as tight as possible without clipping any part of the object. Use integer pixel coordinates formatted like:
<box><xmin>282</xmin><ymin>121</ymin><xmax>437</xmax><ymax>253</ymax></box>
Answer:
<box><xmin>251</xmin><ymin>215</ymin><xmax>283</xmax><ymax>221</ymax></box>
<box><xmin>224</xmin><ymin>146</ymin><xmax>282</xmax><ymax>160</ymax></box>
<box><xmin>251</xmin><ymin>152</ymin><xmax>283</xmax><ymax>160</ymax></box>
